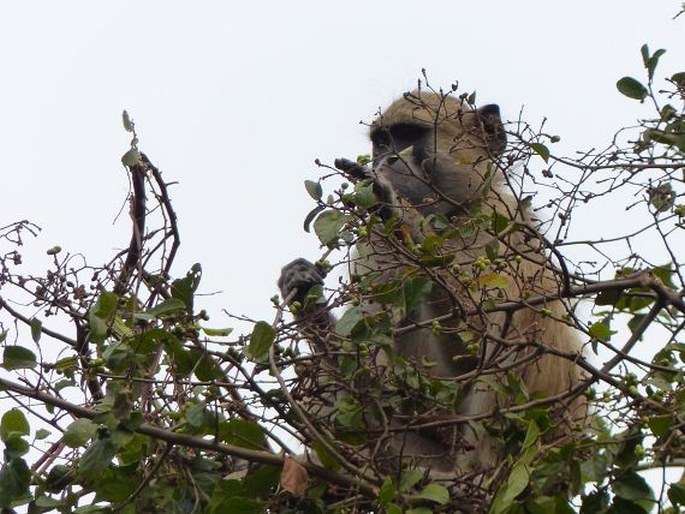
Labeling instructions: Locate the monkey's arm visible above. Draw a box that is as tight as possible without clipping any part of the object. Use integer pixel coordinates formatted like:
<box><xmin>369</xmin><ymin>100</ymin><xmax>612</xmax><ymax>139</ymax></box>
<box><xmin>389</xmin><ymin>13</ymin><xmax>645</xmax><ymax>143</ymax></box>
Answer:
<box><xmin>278</xmin><ymin>258</ymin><xmax>335</xmax><ymax>354</ymax></box>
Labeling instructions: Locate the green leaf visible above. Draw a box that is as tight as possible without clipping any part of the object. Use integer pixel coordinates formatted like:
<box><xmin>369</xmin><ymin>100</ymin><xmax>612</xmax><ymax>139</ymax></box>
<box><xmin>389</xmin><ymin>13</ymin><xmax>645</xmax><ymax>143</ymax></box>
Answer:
<box><xmin>612</xmin><ymin>471</ymin><xmax>653</xmax><ymax>502</ymax></box>
<box><xmin>93</xmin><ymin>467</ymin><xmax>137</xmax><ymax>502</ymax></box>
<box><xmin>353</xmin><ymin>181</ymin><xmax>377</xmax><ymax>208</ymax></box>
<box><xmin>641</xmin><ymin>44</ymin><xmax>666</xmax><ymax>81</ymax></box>
<box><xmin>412</xmin><ymin>483</ymin><xmax>449</xmax><ymax>505</ymax></box>
<box><xmin>398</xmin><ymin>469</ymin><xmax>424</xmax><ymax>492</ymax></box>
<box><xmin>145</xmin><ymin>298</ymin><xmax>186</xmax><ymax>318</ymax></box>
<box><xmin>491</xmin><ymin>461</ymin><xmax>530</xmax><ymax>514</ymax></box>
<box><xmin>647</xmin><ymin>182</ymin><xmax>675</xmax><ymax>213</ymax></box>
<box><xmin>526</xmin><ymin>495</ymin><xmax>575</xmax><ymax>514</ymax></box>
<box><xmin>333</xmin><ymin>396</ymin><xmax>363</xmax><ymax>430</ymax></box>
<box><xmin>201</xmin><ymin>326</ymin><xmax>233</xmax><ymax>337</ymax></box>
<box><xmin>171</xmin><ymin>263</ymin><xmax>202</xmax><ymax>311</ymax></box>
<box><xmin>241</xmin><ymin>465</ymin><xmax>280</xmax><ymax>499</ymax></box>
<box><xmin>44</xmin><ymin>465</ymin><xmax>73</xmax><ymax>494</ymax></box>
<box><xmin>491</xmin><ymin>212</ymin><xmax>510</xmax><ymax>233</ymax></box>
<box><xmin>313</xmin><ymin>210</ymin><xmax>351</xmax><ymax>246</ymax></box>
<box><xmin>116</xmin><ymin>433</ymin><xmax>146</xmax><ymax>467</ymax></box>
<box><xmin>660</xmin><ymin>103</ymin><xmax>677</xmax><ymax>122</ymax></box>
<box><xmin>647</xmin><ymin>415</ymin><xmax>672</xmax><ymax>438</ymax></box>
<box><xmin>54</xmin><ymin>356</ymin><xmax>79</xmax><ymax>378</ymax></box>
<box><xmin>121</xmin><ymin>147</ymin><xmax>141</xmax><ymax>167</ymax></box>
<box><xmin>671</xmin><ymin>72</ymin><xmax>685</xmax><ymax>85</ymax></box>
<box><xmin>63</xmin><ymin>419</ymin><xmax>98</xmax><ymax>448</ymax></box>
<box><xmin>89</xmin><ymin>291</ymin><xmax>119</xmax><ymax>344</ymax></box>
<box><xmin>640</xmin><ymin>43</ymin><xmax>650</xmax><ymax>67</ymax></box>
<box><xmin>0</xmin><ymin>409</ymin><xmax>30</xmax><ymax>442</ymax></box>
<box><xmin>30</xmin><ymin>317</ymin><xmax>42</xmax><ymax>343</ymax></box>
<box><xmin>529</xmin><ymin>142</ymin><xmax>550</xmax><ymax>163</ymax></box>
<box><xmin>3</xmin><ymin>434</ymin><xmax>28</xmax><ymax>458</ymax></box>
<box><xmin>35</xmin><ymin>495</ymin><xmax>67</xmax><ymax>508</ymax></box>
<box><xmin>610</xmin><ymin>497</ymin><xmax>650</xmax><ymax>513</ymax></box>
<box><xmin>521</xmin><ymin>420</ymin><xmax>540</xmax><ymax>449</ymax></box>
<box><xmin>403</xmin><ymin>276</ymin><xmax>432</xmax><ymax>314</ymax></box>
<box><xmin>122</xmin><ymin>110</ymin><xmax>134</xmax><ymax>132</ymax></box>
<box><xmin>485</xmin><ymin>240</ymin><xmax>499</xmax><ymax>261</ymax></box>
<box><xmin>2</xmin><ymin>345</ymin><xmax>37</xmax><ymax>370</ymax></box>
<box><xmin>35</xmin><ymin>428</ymin><xmax>51</xmax><ymax>440</ymax></box>
<box><xmin>379</xmin><ymin>477</ymin><xmax>395</xmax><ymax>505</ymax></box>
<box><xmin>582</xmin><ymin>490</ymin><xmax>610</xmax><ymax>512</ymax></box>
<box><xmin>627</xmin><ymin>314</ymin><xmax>646</xmax><ymax>334</ymax></box>
<box><xmin>357</xmin><ymin>154</ymin><xmax>371</xmax><ymax>165</ymax></box>
<box><xmin>185</xmin><ymin>401</ymin><xmax>207</xmax><ymax>428</ymax></box>
<box><xmin>616</xmin><ymin>77</ymin><xmax>647</xmax><ymax>100</ymax></box>
<box><xmin>219</xmin><ymin>419</ymin><xmax>267</xmax><ymax>450</ymax></box>
<box><xmin>246</xmin><ymin>321</ymin><xmax>275</xmax><ymax>362</ymax></box>
<box><xmin>595</xmin><ymin>289</ymin><xmax>622</xmax><ymax>307</ymax></box>
<box><xmin>304</xmin><ymin>179</ymin><xmax>322</xmax><ymax>201</ymax></box>
<box><xmin>668</xmin><ymin>483</ymin><xmax>685</xmax><ymax>507</ymax></box>
<box><xmin>589</xmin><ymin>321</ymin><xmax>616</xmax><ymax>342</ymax></box>
<box><xmin>72</xmin><ymin>505</ymin><xmax>117</xmax><ymax>514</ymax></box>
<box><xmin>476</xmin><ymin>273</ymin><xmax>510</xmax><ymax>290</ymax></box>
<box><xmin>166</xmin><ymin>337</ymin><xmax>195</xmax><ymax>376</ymax></box>
<box><xmin>651</xmin><ymin>264</ymin><xmax>676</xmax><ymax>289</ymax></box>
<box><xmin>613</xmin><ymin>288</ymin><xmax>654</xmax><ymax>312</ymax></box>
<box><xmin>311</xmin><ymin>441</ymin><xmax>340</xmax><ymax>470</ymax></box>
<box><xmin>644</xmin><ymin>129</ymin><xmax>685</xmax><ymax>152</ymax></box>
<box><xmin>581</xmin><ymin>451</ymin><xmax>611</xmax><ymax>483</ymax></box>
<box><xmin>335</xmin><ymin>305</ymin><xmax>364</xmax><ymax>337</ymax></box>
<box><xmin>208</xmin><ymin>480</ymin><xmax>264</xmax><ymax>514</ymax></box>
<box><xmin>195</xmin><ymin>353</ymin><xmax>224</xmax><ymax>381</ymax></box>
<box><xmin>0</xmin><ymin>457</ymin><xmax>31</xmax><ymax>506</ymax></box>
<box><xmin>78</xmin><ymin>438</ymin><xmax>117</xmax><ymax>476</ymax></box>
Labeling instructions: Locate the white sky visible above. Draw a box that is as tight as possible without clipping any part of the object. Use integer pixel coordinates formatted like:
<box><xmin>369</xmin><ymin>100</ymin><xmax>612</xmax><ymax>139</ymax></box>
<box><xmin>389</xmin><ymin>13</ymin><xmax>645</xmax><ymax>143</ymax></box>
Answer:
<box><xmin>1</xmin><ymin>1</ymin><xmax>682</xmax><ymax>332</ymax></box>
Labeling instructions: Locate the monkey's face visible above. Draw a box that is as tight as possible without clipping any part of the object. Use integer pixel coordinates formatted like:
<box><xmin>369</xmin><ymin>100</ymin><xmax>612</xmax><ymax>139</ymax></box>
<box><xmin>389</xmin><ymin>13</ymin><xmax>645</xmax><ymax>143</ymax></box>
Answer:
<box><xmin>369</xmin><ymin>91</ymin><xmax>506</xmax><ymax>217</ymax></box>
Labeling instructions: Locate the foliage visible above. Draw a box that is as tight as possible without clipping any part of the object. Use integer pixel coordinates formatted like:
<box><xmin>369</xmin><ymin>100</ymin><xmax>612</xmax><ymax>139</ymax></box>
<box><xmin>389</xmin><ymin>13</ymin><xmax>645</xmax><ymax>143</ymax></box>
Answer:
<box><xmin>1</xmin><ymin>28</ymin><xmax>685</xmax><ymax>514</ymax></box>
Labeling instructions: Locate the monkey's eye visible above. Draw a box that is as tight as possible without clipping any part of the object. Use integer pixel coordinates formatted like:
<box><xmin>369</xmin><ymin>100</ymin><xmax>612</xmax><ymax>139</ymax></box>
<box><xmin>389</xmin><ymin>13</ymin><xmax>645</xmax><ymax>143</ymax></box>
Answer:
<box><xmin>388</xmin><ymin>124</ymin><xmax>426</xmax><ymax>145</ymax></box>
<box><xmin>372</xmin><ymin>124</ymin><xmax>426</xmax><ymax>154</ymax></box>
<box><xmin>371</xmin><ymin>128</ymin><xmax>391</xmax><ymax>147</ymax></box>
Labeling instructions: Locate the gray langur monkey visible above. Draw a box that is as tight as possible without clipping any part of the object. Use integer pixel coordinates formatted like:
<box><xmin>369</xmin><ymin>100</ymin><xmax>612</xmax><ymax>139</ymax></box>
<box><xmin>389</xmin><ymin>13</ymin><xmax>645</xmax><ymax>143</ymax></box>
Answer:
<box><xmin>278</xmin><ymin>90</ymin><xmax>586</xmax><ymax>477</ymax></box>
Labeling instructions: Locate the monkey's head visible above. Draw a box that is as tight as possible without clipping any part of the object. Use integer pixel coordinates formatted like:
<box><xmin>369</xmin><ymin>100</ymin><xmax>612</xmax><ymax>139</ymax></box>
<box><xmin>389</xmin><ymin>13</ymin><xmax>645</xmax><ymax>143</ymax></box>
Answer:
<box><xmin>369</xmin><ymin>90</ymin><xmax>507</xmax><ymax>216</ymax></box>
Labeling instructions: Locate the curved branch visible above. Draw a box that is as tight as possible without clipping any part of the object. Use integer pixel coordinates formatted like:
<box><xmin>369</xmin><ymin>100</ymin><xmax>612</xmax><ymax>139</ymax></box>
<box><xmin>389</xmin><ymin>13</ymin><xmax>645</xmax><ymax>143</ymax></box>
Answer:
<box><xmin>114</xmin><ymin>161</ymin><xmax>146</xmax><ymax>296</ymax></box>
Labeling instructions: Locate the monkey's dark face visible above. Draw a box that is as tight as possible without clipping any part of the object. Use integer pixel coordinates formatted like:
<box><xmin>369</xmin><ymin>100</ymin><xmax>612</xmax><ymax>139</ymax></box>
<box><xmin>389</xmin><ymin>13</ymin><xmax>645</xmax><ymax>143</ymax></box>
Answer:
<box><xmin>369</xmin><ymin>94</ymin><xmax>506</xmax><ymax>217</ymax></box>
<box><xmin>370</xmin><ymin>122</ymin><xmax>440</xmax><ymax>214</ymax></box>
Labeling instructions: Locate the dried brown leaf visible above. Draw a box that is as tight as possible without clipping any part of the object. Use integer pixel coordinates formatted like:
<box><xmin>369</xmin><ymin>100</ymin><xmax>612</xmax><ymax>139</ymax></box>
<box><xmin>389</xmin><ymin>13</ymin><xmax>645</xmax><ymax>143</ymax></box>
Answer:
<box><xmin>280</xmin><ymin>456</ymin><xmax>309</xmax><ymax>497</ymax></box>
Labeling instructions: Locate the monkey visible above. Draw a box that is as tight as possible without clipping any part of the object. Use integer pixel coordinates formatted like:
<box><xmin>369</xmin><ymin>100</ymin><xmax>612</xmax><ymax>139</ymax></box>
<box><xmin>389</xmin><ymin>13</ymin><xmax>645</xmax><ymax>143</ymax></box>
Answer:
<box><xmin>278</xmin><ymin>89</ymin><xmax>586</xmax><ymax>479</ymax></box>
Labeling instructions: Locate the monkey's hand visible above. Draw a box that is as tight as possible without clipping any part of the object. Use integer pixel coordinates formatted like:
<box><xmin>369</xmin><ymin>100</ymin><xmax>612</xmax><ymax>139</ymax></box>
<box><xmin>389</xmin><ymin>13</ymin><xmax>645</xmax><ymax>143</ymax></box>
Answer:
<box><xmin>335</xmin><ymin>157</ymin><xmax>399</xmax><ymax>221</ymax></box>
<box><xmin>334</xmin><ymin>157</ymin><xmax>371</xmax><ymax>181</ymax></box>
<box><xmin>278</xmin><ymin>258</ymin><xmax>326</xmax><ymax>305</ymax></box>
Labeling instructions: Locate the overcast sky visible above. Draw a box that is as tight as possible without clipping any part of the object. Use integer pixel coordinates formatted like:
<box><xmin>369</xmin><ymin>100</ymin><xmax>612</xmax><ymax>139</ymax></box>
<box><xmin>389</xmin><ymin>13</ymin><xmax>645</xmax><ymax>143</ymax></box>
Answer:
<box><xmin>1</xmin><ymin>2</ymin><xmax>682</xmax><ymax>332</ymax></box>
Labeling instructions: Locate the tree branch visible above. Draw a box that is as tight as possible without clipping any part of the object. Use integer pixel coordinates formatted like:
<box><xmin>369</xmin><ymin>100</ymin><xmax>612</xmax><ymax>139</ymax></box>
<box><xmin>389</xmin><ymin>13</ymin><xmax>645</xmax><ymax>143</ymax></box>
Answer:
<box><xmin>0</xmin><ymin>375</ymin><xmax>378</xmax><ymax>499</ymax></box>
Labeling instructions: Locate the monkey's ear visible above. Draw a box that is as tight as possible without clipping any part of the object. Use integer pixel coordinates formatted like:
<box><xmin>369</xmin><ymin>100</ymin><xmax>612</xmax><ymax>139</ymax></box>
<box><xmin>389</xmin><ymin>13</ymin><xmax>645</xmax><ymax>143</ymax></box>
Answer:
<box><xmin>477</xmin><ymin>104</ymin><xmax>507</xmax><ymax>156</ymax></box>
